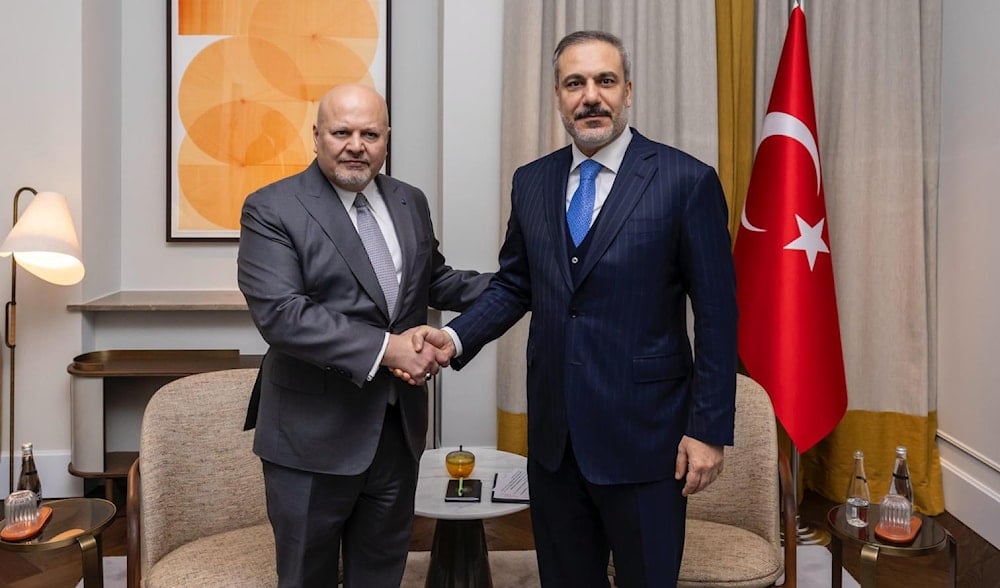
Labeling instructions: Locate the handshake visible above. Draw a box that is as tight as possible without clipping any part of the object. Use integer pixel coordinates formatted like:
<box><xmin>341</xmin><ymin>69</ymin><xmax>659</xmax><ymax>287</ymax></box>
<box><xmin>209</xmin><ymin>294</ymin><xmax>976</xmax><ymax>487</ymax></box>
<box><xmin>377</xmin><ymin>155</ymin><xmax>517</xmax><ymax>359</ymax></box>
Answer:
<box><xmin>381</xmin><ymin>326</ymin><xmax>457</xmax><ymax>385</ymax></box>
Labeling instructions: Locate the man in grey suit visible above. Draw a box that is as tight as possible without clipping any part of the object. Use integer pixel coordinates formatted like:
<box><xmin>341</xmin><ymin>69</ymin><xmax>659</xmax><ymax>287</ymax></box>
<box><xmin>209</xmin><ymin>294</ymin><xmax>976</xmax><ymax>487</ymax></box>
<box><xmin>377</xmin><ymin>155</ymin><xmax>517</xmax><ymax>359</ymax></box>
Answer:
<box><xmin>413</xmin><ymin>31</ymin><xmax>738</xmax><ymax>586</ymax></box>
<box><xmin>237</xmin><ymin>84</ymin><xmax>489</xmax><ymax>587</ymax></box>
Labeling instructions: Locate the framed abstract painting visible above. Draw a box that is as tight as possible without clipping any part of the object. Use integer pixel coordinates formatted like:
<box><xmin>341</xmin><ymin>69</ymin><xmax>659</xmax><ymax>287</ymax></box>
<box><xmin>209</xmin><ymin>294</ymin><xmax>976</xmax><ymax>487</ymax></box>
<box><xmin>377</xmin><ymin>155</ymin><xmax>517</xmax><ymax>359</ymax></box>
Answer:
<box><xmin>167</xmin><ymin>0</ymin><xmax>390</xmax><ymax>241</ymax></box>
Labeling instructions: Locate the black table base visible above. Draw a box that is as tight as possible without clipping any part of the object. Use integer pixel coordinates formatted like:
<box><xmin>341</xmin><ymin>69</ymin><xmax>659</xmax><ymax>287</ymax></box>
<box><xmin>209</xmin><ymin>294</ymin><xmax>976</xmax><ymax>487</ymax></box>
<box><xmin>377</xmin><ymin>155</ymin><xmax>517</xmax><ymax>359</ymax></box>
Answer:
<box><xmin>425</xmin><ymin>519</ymin><xmax>492</xmax><ymax>588</ymax></box>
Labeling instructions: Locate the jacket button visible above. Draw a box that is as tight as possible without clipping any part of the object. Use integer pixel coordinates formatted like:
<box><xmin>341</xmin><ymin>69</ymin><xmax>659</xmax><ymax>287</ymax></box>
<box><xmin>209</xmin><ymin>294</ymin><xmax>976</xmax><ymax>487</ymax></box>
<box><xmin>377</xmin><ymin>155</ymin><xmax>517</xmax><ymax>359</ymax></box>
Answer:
<box><xmin>570</xmin><ymin>256</ymin><xmax>579</xmax><ymax>264</ymax></box>
<box><xmin>569</xmin><ymin>308</ymin><xmax>578</xmax><ymax>318</ymax></box>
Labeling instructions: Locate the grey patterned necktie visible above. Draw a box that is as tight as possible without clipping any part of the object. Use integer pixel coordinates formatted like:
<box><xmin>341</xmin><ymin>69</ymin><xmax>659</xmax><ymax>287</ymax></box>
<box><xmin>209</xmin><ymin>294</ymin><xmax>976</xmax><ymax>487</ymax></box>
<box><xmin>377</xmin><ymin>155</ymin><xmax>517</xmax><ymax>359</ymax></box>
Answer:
<box><xmin>354</xmin><ymin>193</ymin><xmax>398</xmax><ymax>318</ymax></box>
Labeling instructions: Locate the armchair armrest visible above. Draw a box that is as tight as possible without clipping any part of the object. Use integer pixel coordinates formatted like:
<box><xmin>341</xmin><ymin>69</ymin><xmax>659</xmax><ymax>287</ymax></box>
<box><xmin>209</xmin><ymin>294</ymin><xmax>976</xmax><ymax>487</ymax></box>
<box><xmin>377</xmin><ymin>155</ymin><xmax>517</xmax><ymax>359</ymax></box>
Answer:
<box><xmin>778</xmin><ymin>447</ymin><xmax>797</xmax><ymax>588</ymax></box>
<box><xmin>127</xmin><ymin>457</ymin><xmax>141</xmax><ymax>588</ymax></box>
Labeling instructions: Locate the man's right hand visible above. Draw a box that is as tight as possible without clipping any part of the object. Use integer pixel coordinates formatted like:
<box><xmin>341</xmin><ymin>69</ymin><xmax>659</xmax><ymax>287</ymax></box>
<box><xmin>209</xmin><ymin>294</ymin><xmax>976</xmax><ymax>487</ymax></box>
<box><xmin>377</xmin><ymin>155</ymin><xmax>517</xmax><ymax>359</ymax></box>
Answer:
<box><xmin>410</xmin><ymin>326</ymin><xmax>456</xmax><ymax>365</ymax></box>
<box><xmin>386</xmin><ymin>326</ymin><xmax>456</xmax><ymax>384</ymax></box>
<box><xmin>382</xmin><ymin>326</ymin><xmax>451</xmax><ymax>385</ymax></box>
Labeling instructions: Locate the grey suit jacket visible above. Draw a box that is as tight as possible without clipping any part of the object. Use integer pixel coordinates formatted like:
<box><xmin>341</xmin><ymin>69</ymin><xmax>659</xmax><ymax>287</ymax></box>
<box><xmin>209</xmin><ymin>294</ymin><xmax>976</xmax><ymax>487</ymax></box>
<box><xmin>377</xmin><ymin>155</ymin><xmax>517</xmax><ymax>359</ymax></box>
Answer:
<box><xmin>238</xmin><ymin>160</ymin><xmax>489</xmax><ymax>475</ymax></box>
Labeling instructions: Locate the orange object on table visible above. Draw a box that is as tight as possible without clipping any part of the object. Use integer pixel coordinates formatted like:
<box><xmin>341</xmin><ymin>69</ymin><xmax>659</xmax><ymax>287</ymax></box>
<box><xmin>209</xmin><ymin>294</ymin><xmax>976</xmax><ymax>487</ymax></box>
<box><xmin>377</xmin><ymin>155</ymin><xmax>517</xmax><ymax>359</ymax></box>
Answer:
<box><xmin>874</xmin><ymin>515</ymin><xmax>922</xmax><ymax>544</ymax></box>
<box><xmin>1</xmin><ymin>505</ymin><xmax>53</xmax><ymax>542</ymax></box>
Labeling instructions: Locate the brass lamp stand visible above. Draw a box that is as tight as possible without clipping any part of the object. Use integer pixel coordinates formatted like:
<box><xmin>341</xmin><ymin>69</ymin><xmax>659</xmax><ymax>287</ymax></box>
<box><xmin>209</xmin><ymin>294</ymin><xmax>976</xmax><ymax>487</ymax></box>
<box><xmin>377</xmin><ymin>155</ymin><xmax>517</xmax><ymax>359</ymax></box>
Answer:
<box><xmin>2</xmin><ymin>187</ymin><xmax>85</xmax><ymax>493</ymax></box>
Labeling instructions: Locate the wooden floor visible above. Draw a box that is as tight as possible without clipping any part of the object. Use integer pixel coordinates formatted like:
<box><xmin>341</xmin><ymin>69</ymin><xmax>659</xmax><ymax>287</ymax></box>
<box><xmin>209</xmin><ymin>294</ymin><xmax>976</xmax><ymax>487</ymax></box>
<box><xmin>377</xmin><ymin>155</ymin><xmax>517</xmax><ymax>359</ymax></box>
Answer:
<box><xmin>2</xmin><ymin>490</ymin><xmax>997</xmax><ymax>587</ymax></box>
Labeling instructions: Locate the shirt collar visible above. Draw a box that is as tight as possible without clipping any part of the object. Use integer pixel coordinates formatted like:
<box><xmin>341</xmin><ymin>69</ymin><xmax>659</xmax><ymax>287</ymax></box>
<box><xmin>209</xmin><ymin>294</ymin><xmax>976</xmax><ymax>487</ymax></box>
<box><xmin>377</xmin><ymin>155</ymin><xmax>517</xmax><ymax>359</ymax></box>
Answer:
<box><xmin>331</xmin><ymin>180</ymin><xmax>379</xmax><ymax>210</ymax></box>
<box><xmin>570</xmin><ymin>126</ymin><xmax>633</xmax><ymax>174</ymax></box>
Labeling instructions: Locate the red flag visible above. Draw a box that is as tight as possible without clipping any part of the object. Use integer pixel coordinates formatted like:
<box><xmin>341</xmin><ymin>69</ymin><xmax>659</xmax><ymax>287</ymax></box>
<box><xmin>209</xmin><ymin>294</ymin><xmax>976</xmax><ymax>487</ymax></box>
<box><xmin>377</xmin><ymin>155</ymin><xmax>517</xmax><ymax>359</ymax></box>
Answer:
<box><xmin>733</xmin><ymin>5</ymin><xmax>847</xmax><ymax>453</ymax></box>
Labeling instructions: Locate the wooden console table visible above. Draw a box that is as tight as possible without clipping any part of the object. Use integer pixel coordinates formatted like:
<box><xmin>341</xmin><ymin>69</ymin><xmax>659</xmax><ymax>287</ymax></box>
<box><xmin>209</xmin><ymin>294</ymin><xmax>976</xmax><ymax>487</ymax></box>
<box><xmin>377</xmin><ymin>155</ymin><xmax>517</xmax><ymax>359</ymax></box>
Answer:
<box><xmin>66</xmin><ymin>349</ymin><xmax>262</xmax><ymax>500</ymax></box>
<box><xmin>66</xmin><ymin>291</ymin><xmax>262</xmax><ymax>500</ymax></box>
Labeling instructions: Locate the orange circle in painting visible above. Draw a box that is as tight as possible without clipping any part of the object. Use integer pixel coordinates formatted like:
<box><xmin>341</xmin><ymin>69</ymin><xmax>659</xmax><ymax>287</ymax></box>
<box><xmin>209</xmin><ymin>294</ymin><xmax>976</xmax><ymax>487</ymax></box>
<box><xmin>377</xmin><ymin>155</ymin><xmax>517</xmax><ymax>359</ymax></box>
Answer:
<box><xmin>185</xmin><ymin>100</ymin><xmax>301</xmax><ymax>166</ymax></box>
<box><xmin>248</xmin><ymin>0</ymin><xmax>378</xmax><ymax>39</ymax></box>
<box><xmin>177</xmin><ymin>133</ymin><xmax>310</xmax><ymax>230</ymax></box>
<box><xmin>178</xmin><ymin>36</ymin><xmax>310</xmax><ymax>145</ymax></box>
<box><xmin>173</xmin><ymin>0</ymin><xmax>383</xmax><ymax>232</ymax></box>
<box><xmin>249</xmin><ymin>36</ymin><xmax>374</xmax><ymax>102</ymax></box>
<box><xmin>248</xmin><ymin>0</ymin><xmax>379</xmax><ymax>100</ymax></box>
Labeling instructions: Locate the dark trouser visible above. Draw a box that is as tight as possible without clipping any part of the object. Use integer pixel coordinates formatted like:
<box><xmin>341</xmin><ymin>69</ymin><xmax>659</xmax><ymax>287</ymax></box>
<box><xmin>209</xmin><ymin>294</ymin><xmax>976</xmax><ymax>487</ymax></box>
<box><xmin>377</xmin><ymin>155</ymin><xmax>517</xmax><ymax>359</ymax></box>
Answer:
<box><xmin>263</xmin><ymin>404</ymin><xmax>418</xmax><ymax>588</ymax></box>
<box><xmin>528</xmin><ymin>439</ymin><xmax>687</xmax><ymax>588</ymax></box>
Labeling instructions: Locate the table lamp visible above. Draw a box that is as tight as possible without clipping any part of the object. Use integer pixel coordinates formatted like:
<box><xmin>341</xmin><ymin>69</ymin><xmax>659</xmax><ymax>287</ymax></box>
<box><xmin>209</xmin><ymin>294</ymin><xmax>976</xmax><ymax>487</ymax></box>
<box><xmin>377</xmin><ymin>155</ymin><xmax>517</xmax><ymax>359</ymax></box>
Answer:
<box><xmin>1</xmin><ymin>187</ymin><xmax>85</xmax><ymax>493</ymax></box>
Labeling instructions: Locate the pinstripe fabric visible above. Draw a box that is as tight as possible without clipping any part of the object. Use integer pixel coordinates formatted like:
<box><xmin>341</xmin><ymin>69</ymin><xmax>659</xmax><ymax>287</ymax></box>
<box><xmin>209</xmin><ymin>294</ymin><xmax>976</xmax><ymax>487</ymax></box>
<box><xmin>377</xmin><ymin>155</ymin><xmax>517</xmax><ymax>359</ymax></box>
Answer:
<box><xmin>450</xmin><ymin>130</ymin><xmax>737</xmax><ymax>485</ymax></box>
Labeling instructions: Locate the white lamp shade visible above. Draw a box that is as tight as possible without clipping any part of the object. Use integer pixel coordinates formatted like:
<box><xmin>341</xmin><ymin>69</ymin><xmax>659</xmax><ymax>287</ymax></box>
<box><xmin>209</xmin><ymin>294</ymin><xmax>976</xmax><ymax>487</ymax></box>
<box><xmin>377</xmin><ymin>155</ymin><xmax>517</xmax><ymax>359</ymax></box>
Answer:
<box><xmin>0</xmin><ymin>191</ymin><xmax>85</xmax><ymax>285</ymax></box>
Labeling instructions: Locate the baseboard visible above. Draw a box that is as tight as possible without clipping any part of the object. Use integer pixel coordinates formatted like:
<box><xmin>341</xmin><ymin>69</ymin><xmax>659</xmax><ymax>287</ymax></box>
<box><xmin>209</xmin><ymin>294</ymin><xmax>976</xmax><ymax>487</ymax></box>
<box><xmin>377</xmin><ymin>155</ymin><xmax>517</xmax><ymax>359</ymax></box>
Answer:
<box><xmin>938</xmin><ymin>433</ymin><xmax>1000</xmax><ymax>548</ymax></box>
<box><xmin>1</xmin><ymin>449</ymin><xmax>84</xmax><ymax>499</ymax></box>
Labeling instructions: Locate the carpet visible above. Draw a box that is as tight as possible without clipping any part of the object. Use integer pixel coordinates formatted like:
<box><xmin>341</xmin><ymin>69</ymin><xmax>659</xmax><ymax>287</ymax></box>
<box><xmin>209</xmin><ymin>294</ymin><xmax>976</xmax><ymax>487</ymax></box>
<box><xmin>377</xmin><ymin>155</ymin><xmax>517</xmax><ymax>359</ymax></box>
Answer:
<box><xmin>80</xmin><ymin>546</ymin><xmax>858</xmax><ymax>587</ymax></box>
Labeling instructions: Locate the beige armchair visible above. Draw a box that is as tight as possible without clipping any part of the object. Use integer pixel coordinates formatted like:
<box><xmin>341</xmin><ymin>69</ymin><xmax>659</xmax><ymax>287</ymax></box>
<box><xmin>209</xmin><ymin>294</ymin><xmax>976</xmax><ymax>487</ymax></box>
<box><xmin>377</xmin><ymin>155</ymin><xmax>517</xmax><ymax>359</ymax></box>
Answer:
<box><xmin>610</xmin><ymin>373</ymin><xmax>797</xmax><ymax>587</ymax></box>
<box><xmin>126</xmin><ymin>368</ymin><xmax>278</xmax><ymax>588</ymax></box>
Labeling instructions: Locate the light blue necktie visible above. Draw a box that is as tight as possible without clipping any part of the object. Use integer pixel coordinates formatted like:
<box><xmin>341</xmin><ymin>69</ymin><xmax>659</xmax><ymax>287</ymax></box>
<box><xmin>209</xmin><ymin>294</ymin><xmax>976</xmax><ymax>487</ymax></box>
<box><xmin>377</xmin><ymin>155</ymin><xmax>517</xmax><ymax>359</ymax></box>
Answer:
<box><xmin>354</xmin><ymin>193</ymin><xmax>398</xmax><ymax>318</ymax></box>
<box><xmin>567</xmin><ymin>159</ymin><xmax>602</xmax><ymax>246</ymax></box>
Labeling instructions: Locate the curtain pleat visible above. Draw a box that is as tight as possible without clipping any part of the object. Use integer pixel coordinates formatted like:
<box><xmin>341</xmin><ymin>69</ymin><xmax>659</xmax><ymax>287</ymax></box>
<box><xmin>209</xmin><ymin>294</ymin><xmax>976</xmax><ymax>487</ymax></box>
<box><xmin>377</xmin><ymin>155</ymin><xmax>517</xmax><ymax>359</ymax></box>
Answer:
<box><xmin>715</xmin><ymin>0</ymin><xmax>756</xmax><ymax>243</ymax></box>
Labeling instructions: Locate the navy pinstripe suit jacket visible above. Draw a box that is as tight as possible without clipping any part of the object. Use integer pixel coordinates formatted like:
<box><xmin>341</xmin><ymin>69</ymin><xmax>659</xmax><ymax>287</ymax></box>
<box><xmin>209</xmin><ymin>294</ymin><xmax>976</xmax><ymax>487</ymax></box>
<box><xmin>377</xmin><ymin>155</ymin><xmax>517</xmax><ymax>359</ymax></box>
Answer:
<box><xmin>450</xmin><ymin>130</ymin><xmax>737</xmax><ymax>485</ymax></box>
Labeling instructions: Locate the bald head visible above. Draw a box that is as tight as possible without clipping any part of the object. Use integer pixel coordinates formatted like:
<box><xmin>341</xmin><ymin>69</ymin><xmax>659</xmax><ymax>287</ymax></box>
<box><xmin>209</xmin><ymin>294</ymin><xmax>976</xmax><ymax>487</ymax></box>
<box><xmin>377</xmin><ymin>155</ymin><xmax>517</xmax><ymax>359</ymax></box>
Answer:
<box><xmin>317</xmin><ymin>84</ymin><xmax>389</xmax><ymax>128</ymax></box>
<box><xmin>313</xmin><ymin>84</ymin><xmax>390</xmax><ymax>191</ymax></box>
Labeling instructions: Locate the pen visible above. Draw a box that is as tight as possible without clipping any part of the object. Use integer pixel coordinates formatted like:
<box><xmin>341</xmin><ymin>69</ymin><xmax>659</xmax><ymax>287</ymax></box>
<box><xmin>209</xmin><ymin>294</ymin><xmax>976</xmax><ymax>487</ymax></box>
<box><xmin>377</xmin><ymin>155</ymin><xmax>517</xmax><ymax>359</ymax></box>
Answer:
<box><xmin>458</xmin><ymin>477</ymin><xmax>464</xmax><ymax>497</ymax></box>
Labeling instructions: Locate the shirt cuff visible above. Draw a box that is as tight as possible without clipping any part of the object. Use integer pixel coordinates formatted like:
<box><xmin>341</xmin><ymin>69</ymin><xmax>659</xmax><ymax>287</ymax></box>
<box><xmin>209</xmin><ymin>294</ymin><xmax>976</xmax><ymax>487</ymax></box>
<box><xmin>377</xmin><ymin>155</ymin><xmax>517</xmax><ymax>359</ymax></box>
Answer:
<box><xmin>441</xmin><ymin>326</ymin><xmax>463</xmax><ymax>358</ymax></box>
<box><xmin>368</xmin><ymin>333</ymin><xmax>390</xmax><ymax>381</ymax></box>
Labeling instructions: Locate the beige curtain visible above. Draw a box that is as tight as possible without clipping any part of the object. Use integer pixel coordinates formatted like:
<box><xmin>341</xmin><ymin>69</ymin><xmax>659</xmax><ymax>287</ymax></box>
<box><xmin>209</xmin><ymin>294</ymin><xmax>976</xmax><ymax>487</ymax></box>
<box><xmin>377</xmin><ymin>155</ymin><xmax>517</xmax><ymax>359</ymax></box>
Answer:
<box><xmin>755</xmin><ymin>0</ymin><xmax>944</xmax><ymax>513</ymax></box>
<box><xmin>497</xmin><ymin>0</ymin><xmax>721</xmax><ymax>455</ymax></box>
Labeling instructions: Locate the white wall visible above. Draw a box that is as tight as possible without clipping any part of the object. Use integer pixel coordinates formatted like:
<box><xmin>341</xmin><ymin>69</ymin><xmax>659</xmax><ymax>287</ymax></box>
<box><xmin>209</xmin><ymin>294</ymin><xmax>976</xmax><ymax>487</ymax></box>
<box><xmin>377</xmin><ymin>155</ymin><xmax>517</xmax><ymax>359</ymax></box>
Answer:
<box><xmin>938</xmin><ymin>1</ymin><xmax>1000</xmax><ymax>548</ymax></box>
<box><xmin>0</xmin><ymin>0</ymin><xmax>504</xmax><ymax>496</ymax></box>
<box><xmin>437</xmin><ymin>0</ymin><xmax>503</xmax><ymax>447</ymax></box>
<box><xmin>0</xmin><ymin>1</ymin><xmax>85</xmax><ymax>496</ymax></box>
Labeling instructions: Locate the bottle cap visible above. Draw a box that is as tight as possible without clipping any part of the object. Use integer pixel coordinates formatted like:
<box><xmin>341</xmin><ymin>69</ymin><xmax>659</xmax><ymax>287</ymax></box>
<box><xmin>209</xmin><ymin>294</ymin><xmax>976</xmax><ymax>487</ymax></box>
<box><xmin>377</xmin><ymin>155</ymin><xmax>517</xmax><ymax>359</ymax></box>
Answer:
<box><xmin>895</xmin><ymin>445</ymin><xmax>907</xmax><ymax>457</ymax></box>
<box><xmin>21</xmin><ymin>442</ymin><xmax>33</xmax><ymax>452</ymax></box>
<box><xmin>853</xmin><ymin>449</ymin><xmax>864</xmax><ymax>458</ymax></box>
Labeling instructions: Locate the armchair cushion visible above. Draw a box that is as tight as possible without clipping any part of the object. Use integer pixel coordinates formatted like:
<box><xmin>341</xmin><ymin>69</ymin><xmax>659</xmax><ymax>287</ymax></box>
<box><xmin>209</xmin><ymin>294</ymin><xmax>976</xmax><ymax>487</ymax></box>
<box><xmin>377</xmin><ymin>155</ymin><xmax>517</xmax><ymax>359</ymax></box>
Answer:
<box><xmin>144</xmin><ymin>522</ymin><xmax>277</xmax><ymax>588</ymax></box>
<box><xmin>677</xmin><ymin>519</ymin><xmax>782</xmax><ymax>588</ymax></box>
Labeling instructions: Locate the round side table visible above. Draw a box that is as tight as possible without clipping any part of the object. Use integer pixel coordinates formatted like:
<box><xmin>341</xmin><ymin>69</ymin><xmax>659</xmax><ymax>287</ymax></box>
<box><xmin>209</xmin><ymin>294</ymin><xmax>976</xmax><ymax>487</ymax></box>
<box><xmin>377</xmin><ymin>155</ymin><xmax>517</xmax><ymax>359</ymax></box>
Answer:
<box><xmin>1</xmin><ymin>497</ymin><xmax>117</xmax><ymax>588</ymax></box>
<box><xmin>416</xmin><ymin>447</ymin><xmax>529</xmax><ymax>588</ymax></box>
<box><xmin>826</xmin><ymin>504</ymin><xmax>956</xmax><ymax>587</ymax></box>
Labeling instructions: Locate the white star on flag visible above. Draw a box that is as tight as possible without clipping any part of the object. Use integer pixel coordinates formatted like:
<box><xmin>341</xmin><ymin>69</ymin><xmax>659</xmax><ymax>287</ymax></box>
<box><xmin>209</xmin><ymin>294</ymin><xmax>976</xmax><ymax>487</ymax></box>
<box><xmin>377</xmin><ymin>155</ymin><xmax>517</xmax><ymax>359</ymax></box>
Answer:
<box><xmin>783</xmin><ymin>214</ymin><xmax>829</xmax><ymax>271</ymax></box>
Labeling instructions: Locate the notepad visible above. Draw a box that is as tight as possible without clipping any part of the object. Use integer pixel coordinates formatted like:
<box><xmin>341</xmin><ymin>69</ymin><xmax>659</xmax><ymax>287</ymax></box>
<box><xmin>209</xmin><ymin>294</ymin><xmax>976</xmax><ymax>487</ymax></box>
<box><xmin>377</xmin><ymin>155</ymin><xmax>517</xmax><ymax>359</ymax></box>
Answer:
<box><xmin>492</xmin><ymin>469</ymin><xmax>530</xmax><ymax>503</ymax></box>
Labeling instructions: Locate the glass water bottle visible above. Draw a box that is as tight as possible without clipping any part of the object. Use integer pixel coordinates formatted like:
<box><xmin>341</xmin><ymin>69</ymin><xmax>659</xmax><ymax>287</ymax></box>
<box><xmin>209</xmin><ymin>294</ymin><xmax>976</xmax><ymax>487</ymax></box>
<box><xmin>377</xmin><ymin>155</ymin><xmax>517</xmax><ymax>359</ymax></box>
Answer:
<box><xmin>888</xmin><ymin>445</ymin><xmax>914</xmax><ymax>505</ymax></box>
<box><xmin>845</xmin><ymin>450</ymin><xmax>870</xmax><ymax>527</ymax></box>
<box><xmin>16</xmin><ymin>442</ymin><xmax>42</xmax><ymax>507</ymax></box>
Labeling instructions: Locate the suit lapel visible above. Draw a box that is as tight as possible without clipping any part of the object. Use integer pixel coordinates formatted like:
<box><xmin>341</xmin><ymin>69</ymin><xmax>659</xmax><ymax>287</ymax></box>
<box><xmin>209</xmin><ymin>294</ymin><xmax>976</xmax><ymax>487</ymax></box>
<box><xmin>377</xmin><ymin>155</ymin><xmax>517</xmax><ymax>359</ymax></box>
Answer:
<box><xmin>574</xmin><ymin>133</ymin><xmax>657</xmax><ymax>285</ymax></box>
<box><xmin>543</xmin><ymin>148</ymin><xmax>574</xmax><ymax>289</ymax></box>
<box><xmin>295</xmin><ymin>162</ymin><xmax>391</xmax><ymax>320</ymax></box>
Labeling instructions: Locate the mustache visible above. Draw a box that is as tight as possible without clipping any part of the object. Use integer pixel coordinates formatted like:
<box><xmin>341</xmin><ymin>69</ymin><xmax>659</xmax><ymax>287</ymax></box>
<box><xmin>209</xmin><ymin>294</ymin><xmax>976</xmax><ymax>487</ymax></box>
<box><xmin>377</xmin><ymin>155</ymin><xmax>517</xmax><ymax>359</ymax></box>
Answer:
<box><xmin>575</xmin><ymin>105</ymin><xmax>612</xmax><ymax>120</ymax></box>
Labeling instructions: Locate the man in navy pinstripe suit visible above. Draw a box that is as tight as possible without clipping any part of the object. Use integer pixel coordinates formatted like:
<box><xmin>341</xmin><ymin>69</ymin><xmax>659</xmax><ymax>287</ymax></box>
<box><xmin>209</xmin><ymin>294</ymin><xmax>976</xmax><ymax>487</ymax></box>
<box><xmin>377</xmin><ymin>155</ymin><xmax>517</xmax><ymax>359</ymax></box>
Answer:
<box><xmin>414</xmin><ymin>30</ymin><xmax>737</xmax><ymax>586</ymax></box>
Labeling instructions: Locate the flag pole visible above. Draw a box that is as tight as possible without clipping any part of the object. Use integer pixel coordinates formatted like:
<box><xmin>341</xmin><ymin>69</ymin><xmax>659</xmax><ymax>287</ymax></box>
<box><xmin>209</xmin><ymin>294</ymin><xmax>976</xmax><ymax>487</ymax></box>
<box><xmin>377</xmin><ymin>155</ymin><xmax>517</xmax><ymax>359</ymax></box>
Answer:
<box><xmin>789</xmin><ymin>442</ymin><xmax>831</xmax><ymax>545</ymax></box>
<box><xmin>784</xmin><ymin>0</ymin><xmax>830</xmax><ymax>548</ymax></box>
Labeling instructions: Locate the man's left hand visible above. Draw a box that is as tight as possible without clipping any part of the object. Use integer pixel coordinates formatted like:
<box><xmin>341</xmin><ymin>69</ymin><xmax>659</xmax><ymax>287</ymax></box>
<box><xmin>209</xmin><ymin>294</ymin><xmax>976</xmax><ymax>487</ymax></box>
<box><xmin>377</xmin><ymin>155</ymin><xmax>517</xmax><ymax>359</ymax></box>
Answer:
<box><xmin>675</xmin><ymin>436</ymin><xmax>724</xmax><ymax>497</ymax></box>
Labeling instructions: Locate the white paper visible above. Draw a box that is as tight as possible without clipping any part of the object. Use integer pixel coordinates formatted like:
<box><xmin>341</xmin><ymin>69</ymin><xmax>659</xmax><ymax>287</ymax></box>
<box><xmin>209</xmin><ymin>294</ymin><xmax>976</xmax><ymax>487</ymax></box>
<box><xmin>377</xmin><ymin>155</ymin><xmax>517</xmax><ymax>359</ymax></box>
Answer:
<box><xmin>492</xmin><ymin>469</ymin><xmax>530</xmax><ymax>502</ymax></box>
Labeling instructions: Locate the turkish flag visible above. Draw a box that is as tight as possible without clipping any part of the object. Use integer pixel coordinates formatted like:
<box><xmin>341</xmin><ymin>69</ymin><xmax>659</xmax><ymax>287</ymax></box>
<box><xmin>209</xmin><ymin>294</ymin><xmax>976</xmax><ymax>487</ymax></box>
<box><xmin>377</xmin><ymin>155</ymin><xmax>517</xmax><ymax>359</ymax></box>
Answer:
<box><xmin>733</xmin><ymin>5</ymin><xmax>847</xmax><ymax>453</ymax></box>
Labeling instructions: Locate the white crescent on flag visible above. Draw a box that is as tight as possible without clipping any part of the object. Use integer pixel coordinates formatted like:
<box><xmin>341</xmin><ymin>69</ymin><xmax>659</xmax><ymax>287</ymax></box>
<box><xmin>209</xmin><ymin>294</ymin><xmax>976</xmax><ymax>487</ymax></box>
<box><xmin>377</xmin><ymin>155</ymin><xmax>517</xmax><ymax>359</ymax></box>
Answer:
<box><xmin>741</xmin><ymin>111</ymin><xmax>822</xmax><ymax>233</ymax></box>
